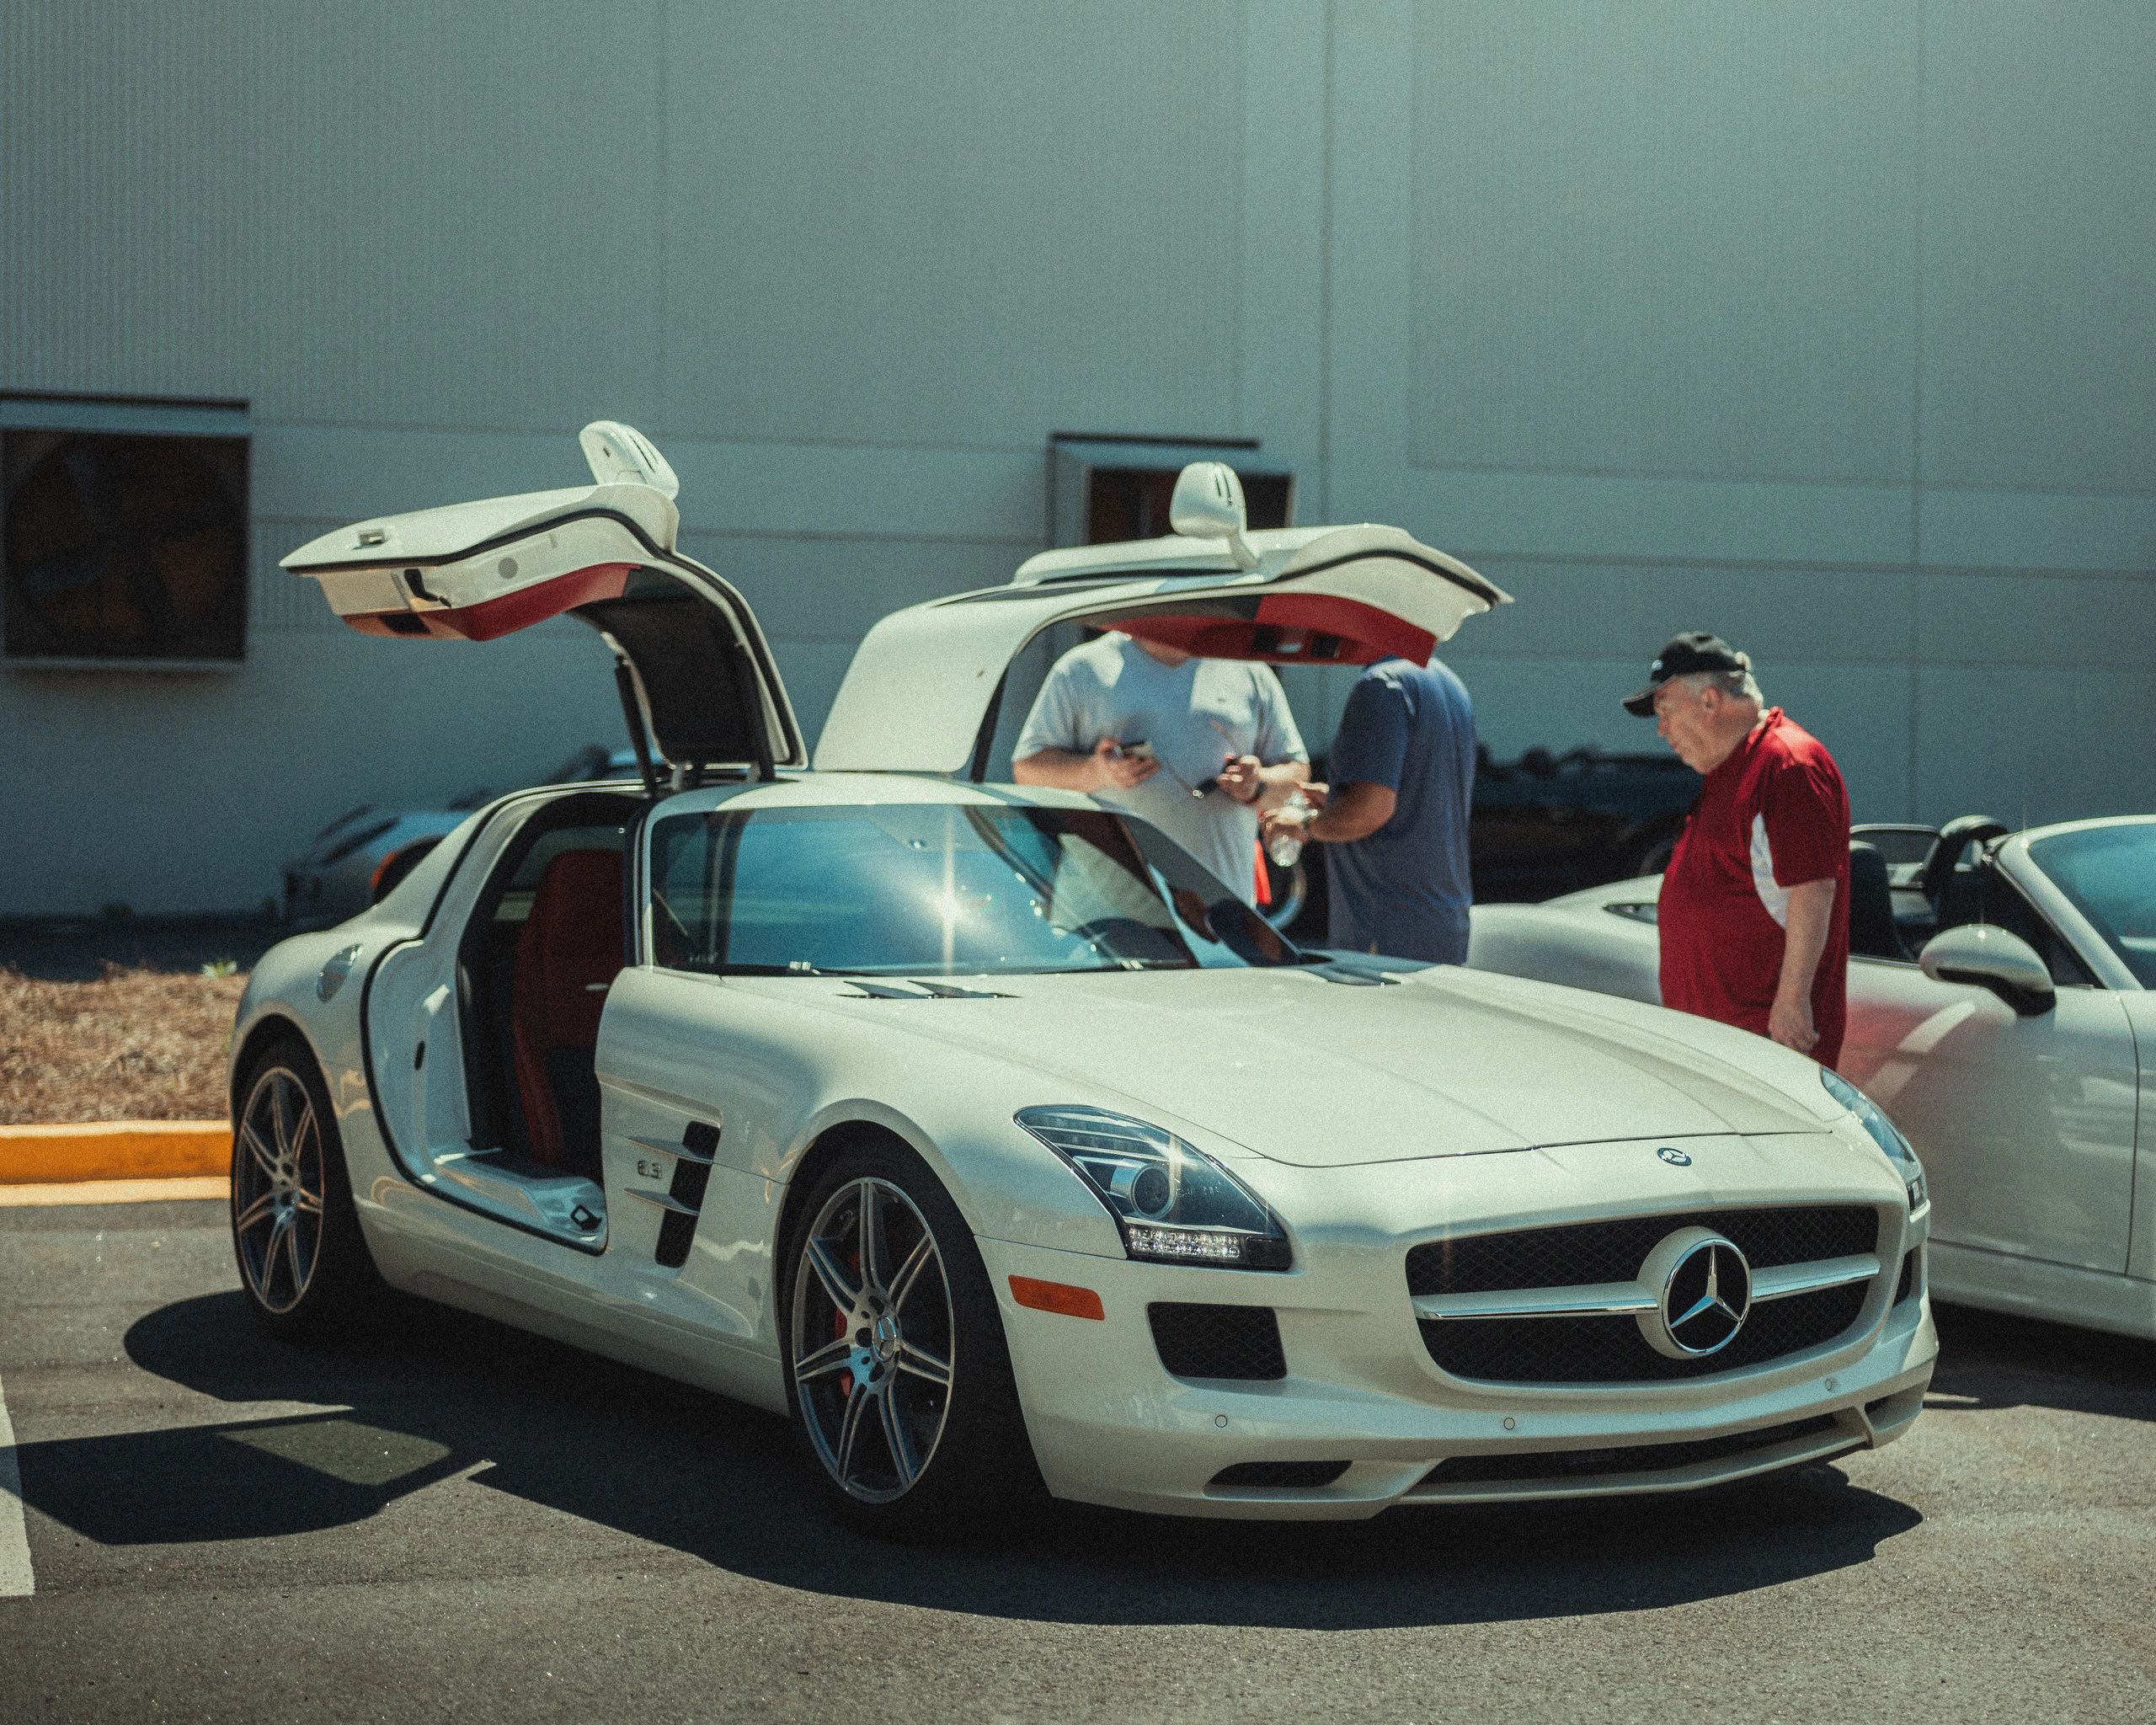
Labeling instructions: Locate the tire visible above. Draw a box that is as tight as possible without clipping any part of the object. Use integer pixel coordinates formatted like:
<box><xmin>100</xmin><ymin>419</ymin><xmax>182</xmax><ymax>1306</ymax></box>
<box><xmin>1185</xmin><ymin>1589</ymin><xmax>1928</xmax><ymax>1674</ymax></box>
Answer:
<box><xmin>230</xmin><ymin>1037</ymin><xmax>381</xmax><ymax>1338</ymax></box>
<box><xmin>781</xmin><ymin>1136</ymin><xmax>1046</xmax><ymax>1540</ymax></box>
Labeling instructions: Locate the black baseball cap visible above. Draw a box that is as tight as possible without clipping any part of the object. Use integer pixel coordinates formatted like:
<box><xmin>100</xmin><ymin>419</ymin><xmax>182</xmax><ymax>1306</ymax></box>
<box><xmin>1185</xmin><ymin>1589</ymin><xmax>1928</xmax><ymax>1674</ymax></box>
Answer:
<box><xmin>1621</xmin><ymin>632</ymin><xmax>1745</xmax><ymax>716</ymax></box>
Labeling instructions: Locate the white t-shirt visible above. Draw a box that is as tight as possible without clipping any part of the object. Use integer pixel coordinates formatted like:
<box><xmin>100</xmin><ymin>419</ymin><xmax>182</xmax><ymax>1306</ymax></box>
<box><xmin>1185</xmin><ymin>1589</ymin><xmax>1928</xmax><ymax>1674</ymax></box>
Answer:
<box><xmin>1014</xmin><ymin>633</ymin><xmax>1307</xmax><ymax>900</ymax></box>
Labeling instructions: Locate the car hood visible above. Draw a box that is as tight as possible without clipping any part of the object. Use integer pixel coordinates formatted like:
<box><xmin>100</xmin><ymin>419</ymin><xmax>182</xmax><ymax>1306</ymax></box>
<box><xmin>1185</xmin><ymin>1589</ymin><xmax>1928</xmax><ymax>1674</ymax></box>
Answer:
<box><xmin>803</xmin><ymin>963</ymin><xmax>1831</xmax><ymax>1167</ymax></box>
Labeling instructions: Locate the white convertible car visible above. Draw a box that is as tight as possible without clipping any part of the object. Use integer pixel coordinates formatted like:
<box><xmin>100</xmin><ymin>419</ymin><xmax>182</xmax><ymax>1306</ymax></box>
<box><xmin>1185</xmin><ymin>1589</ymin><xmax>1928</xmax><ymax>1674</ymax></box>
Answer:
<box><xmin>1470</xmin><ymin>815</ymin><xmax>2156</xmax><ymax>1343</ymax></box>
<box><xmin>227</xmin><ymin>424</ymin><xmax>1935</xmax><ymax>1531</ymax></box>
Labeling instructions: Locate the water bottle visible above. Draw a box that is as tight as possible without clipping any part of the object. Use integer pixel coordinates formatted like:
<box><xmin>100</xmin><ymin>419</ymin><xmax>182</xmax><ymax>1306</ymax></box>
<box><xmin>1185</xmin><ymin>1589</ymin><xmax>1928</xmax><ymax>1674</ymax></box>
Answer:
<box><xmin>1267</xmin><ymin>791</ymin><xmax>1310</xmax><ymax>868</ymax></box>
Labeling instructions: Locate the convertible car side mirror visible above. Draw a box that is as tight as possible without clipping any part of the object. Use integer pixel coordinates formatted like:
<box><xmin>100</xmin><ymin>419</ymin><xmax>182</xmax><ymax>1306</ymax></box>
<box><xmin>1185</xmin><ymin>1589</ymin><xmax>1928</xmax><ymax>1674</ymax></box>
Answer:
<box><xmin>1919</xmin><ymin>924</ymin><xmax>2055</xmax><ymax>1017</ymax></box>
<box><xmin>1168</xmin><ymin>462</ymin><xmax>1259</xmax><ymax>569</ymax></box>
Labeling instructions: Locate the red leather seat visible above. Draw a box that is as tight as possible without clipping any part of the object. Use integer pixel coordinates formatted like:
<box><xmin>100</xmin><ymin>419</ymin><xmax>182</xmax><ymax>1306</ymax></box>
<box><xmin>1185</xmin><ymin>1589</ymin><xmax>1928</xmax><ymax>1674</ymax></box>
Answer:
<box><xmin>510</xmin><ymin>848</ymin><xmax>623</xmax><ymax>1168</ymax></box>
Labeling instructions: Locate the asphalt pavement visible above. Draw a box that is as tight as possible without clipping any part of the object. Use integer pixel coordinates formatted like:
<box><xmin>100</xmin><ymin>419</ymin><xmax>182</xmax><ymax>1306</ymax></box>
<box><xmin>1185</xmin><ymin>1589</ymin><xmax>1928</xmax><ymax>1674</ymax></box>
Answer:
<box><xmin>1</xmin><ymin>1198</ymin><xmax>2151</xmax><ymax>1723</ymax></box>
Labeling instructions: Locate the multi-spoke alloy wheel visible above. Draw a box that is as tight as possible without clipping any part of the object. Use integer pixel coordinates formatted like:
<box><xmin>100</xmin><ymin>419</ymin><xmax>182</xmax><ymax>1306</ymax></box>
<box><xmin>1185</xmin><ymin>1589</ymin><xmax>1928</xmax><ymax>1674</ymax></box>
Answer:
<box><xmin>234</xmin><ymin>1065</ymin><xmax>326</xmax><ymax>1316</ymax></box>
<box><xmin>229</xmin><ymin>1040</ymin><xmax>376</xmax><ymax>1337</ymax></box>
<box><xmin>789</xmin><ymin>1177</ymin><xmax>955</xmax><ymax>1503</ymax></box>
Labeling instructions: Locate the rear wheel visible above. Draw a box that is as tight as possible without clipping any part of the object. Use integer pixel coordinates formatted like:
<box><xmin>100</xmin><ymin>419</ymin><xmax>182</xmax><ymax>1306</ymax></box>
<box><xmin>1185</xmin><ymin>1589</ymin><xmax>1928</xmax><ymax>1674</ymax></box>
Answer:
<box><xmin>783</xmin><ymin>1139</ymin><xmax>1044</xmax><ymax>1539</ymax></box>
<box><xmin>231</xmin><ymin>1039</ymin><xmax>379</xmax><ymax>1337</ymax></box>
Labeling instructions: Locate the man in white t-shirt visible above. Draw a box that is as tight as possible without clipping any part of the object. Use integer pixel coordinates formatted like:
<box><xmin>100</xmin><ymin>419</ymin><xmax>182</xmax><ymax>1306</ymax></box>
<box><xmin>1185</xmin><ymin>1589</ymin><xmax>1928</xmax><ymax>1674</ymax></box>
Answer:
<box><xmin>1011</xmin><ymin>632</ymin><xmax>1309</xmax><ymax>900</ymax></box>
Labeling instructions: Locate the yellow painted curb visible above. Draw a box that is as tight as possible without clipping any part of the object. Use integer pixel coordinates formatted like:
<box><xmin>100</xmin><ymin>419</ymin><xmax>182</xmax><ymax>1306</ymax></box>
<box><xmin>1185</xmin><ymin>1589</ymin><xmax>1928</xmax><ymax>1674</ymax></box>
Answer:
<box><xmin>0</xmin><ymin>1175</ymin><xmax>230</xmax><ymax>1207</ymax></box>
<box><xmin>0</xmin><ymin>1121</ymin><xmax>231</xmax><ymax>1184</ymax></box>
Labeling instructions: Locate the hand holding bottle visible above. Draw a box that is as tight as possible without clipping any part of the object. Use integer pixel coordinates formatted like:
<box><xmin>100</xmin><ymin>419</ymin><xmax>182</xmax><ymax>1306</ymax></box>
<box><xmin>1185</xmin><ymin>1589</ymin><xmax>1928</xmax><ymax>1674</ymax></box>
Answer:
<box><xmin>1265</xmin><ymin>789</ymin><xmax>1315</xmax><ymax>867</ymax></box>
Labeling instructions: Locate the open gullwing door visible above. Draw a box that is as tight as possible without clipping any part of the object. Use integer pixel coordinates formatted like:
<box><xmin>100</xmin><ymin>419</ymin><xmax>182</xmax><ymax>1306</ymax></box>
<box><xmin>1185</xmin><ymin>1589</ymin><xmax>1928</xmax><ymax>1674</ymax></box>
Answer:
<box><xmin>280</xmin><ymin>422</ymin><xmax>803</xmax><ymax>774</ymax></box>
<box><xmin>816</xmin><ymin>461</ymin><xmax>1512</xmax><ymax>776</ymax></box>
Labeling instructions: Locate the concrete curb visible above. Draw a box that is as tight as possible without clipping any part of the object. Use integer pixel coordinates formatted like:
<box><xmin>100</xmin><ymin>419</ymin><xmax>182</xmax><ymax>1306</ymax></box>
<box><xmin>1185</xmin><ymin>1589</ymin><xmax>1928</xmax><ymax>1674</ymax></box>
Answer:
<box><xmin>0</xmin><ymin>1121</ymin><xmax>231</xmax><ymax>1185</ymax></box>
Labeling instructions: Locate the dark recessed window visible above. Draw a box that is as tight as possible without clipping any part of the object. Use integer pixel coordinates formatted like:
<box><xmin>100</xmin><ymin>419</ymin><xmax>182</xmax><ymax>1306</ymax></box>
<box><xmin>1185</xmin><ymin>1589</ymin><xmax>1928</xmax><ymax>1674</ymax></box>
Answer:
<box><xmin>3</xmin><ymin>396</ymin><xmax>250</xmax><ymax>666</ymax></box>
<box><xmin>1046</xmin><ymin>435</ymin><xmax>1294</xmax><ymax>547</ymax></box>
<box><xmin>1081</xmin><ymin>464</ymin><xmax>1293</xmax><ymax>542</ymax></box>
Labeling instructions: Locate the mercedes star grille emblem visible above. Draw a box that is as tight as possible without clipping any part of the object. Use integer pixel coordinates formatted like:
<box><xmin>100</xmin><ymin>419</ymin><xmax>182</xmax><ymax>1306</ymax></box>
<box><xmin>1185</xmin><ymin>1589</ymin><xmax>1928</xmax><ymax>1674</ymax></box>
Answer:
<box><xmin>1657</xmin><ymin>1146</ymin><xmax>1692</xmax><ymax>1167</ymax></box>
<box><xmin>1637</xmin><ymin>1228</ymin><xmax>1753</xmax><ymax>1359</ymax></box>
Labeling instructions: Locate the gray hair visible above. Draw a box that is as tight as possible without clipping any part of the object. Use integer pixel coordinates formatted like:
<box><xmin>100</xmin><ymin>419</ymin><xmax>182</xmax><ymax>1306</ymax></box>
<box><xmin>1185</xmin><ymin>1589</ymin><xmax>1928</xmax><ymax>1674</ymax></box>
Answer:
<box><xmin>1677</xmin><ymin>654</ymin><xmax>1763</xmax><ymax>707</ymax></box>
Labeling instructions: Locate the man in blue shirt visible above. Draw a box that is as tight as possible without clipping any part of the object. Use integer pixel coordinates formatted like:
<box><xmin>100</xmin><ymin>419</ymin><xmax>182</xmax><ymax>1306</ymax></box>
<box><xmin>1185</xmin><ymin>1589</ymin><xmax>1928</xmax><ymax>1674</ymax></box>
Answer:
<box><xmin>1264</xmin><ymin>656</ymin><xmax>1476</xmax><ymax>962</ymax></box>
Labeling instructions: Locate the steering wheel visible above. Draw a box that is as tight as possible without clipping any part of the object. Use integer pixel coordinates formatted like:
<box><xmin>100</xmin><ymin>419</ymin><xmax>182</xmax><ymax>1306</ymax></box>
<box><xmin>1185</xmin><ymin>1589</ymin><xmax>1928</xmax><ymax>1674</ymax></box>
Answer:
<box><xmin>1918</xmin><ymin>814</ymin><xmax>2012</xmax><ymax>916</ymax></box>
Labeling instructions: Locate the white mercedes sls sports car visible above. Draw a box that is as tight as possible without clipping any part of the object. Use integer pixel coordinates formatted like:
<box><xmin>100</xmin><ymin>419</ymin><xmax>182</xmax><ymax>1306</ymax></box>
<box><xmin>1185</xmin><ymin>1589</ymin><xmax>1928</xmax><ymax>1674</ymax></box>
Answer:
<box><xmin>1469</xmin><ymin>816</ymin><xmax>2156</xmax><ymax>1343</ymax></box>
<box><xmin>228</xmin><ymin>424</ymin><xmax>1935</xmax><ymax>1531</ymax></box>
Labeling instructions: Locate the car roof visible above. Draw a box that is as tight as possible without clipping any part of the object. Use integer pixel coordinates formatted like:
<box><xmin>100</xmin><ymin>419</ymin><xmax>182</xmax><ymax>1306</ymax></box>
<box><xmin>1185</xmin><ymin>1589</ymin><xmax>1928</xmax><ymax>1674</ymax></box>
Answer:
<box><xmin>551</xmin><ymin>772</ymin><xmax>1096</xmax><ymax>811</ymax></box>
<box><xmin>2015</xmin><ymin>812</ymin><xmax>2156</xmax><ymax>844</ymax></box>
<box><xmin>1003</xmin><ymin>522</ymin><xmax>1503</xmax><ymax>601</ymax></box>
<box><xmin>818</xmin><ymin>524</ymin><xmax>1510</xmax><ymax>775</ymax></box>
<box><xmin>729</xmin><ymin>773</ymin><xmax>1096</xmax><ymax>810</ymax></box>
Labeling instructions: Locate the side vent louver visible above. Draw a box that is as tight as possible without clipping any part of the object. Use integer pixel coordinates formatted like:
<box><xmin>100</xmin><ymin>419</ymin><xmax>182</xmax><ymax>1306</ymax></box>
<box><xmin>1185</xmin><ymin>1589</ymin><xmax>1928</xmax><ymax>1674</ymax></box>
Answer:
<box><xmin>630</xmin><ymin>1121</ymin><xmax>722</xmax><ymax>1269</ymax></box>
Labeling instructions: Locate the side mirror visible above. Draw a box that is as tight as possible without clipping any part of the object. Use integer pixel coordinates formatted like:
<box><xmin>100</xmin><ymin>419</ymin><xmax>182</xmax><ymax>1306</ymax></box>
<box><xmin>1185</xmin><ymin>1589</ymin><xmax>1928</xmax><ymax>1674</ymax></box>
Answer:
<box><xmin>579</xmin><ymin>419</ymin><xmax>680</xmax><ymax>501</ymax></box>
<box><xmin>1168</xmin><ymin>462</ymin><xmax>1259</xmax><ymax>569</ymax></box>
<box><xmin>1919</xmin><ymin>924</ymin><xmax>2055</xmax><ymax>1017</ymax></box>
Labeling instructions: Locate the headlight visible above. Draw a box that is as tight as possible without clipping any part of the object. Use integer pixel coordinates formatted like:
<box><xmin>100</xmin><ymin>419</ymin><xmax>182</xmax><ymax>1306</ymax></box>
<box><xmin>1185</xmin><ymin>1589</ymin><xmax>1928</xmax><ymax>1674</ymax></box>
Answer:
<box><xmin>1015</xmin><ymin>1106</ymin><xmax>1292</xmax><ymax>1270</ymax></box>
<box><xmin>1821</xmin><ymin>1068</ymin><xmax>1926</xmax><ymax>1210</ymax></box>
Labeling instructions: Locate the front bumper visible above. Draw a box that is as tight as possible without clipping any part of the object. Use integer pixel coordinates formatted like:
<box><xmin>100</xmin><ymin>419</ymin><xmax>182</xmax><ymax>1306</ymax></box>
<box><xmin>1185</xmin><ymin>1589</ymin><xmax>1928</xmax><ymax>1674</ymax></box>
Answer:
<box><xmin>976</xmin><ymin>1160</ymin><xmax>1937</xmax><ymax>1519</ymax></box>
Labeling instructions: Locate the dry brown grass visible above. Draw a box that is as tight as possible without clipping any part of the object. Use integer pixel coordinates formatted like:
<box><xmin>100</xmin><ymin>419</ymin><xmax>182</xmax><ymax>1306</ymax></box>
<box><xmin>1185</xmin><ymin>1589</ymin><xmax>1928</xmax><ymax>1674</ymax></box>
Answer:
<box><xmin>0</xmin><ymin>964</ymin><xmax>246</xmax><ymax>1124</ymax></box>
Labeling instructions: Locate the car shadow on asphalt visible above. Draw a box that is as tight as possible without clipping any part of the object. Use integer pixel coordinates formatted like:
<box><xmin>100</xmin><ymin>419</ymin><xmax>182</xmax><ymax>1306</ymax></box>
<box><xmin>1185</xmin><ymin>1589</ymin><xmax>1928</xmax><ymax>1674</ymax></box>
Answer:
<box><xmin>16</xmin><ymin>1289</ymin><xmax>1924</xmax><ymax>1631</ymax></box>
<box><xmin>1923</xmin><ymin>1300</ymin><xmax>2156</xmax><ymax>1422</ymax></box>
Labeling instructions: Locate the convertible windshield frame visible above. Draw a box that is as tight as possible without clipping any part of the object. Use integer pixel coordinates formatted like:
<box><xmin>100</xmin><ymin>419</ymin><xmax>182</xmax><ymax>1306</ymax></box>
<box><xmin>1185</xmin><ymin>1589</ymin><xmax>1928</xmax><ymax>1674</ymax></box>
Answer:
<box><xmin>644</xmin><ymin>799</ymin><xmax>1310</xmax><ymax>980</ymax></box>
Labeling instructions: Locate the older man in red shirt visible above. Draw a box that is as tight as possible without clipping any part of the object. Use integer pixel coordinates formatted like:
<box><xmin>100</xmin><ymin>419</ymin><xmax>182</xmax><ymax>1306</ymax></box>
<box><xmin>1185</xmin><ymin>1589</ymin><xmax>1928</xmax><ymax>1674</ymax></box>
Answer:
<box><xmin>1623</xmin><ymin>633</ymin><xmax>1851</xmax><ymax>1067</ymax></box>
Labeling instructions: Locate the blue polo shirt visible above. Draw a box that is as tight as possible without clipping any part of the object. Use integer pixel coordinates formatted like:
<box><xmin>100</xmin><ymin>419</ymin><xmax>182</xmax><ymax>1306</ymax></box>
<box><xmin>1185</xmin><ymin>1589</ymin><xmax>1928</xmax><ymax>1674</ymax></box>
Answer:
<box><xmin>1326</xmin><ymin>657</ymin><xmax>1476</xmax><ymax>964</ymax></box>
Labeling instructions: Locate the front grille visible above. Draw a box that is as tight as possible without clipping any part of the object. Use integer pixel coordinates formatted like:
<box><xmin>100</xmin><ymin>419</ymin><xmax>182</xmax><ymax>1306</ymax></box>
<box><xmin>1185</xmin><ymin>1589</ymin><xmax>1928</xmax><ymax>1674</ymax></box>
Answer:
<box><xmin>1420</xmin><ymin>1414</ymin><xmax>1841</xmax><ymax>1487</ymax></box>
<box><xmin>1148</xmin><ymin>1303</ymin><xmax>1285</xmax><ymax>1381</ymax></box>
<box><xmin>1894</xmin><ymin>1247</ymin><xmax>1919</xmax><ymax>1305</ymax></box>
<box><xmin>1210</xmin><ymin>1460</ymin><xmax>1350</xmax><ymax>1490</ymax></box>
<box><xmin>1406</xmin><ymin>1206</ymin><xmax>1878</xmax><ymax>1297</ymax></box>
<box><xmin>1407</xmin><ymin>1204</ymin><xmax>1884</xmax><ymax>1386</ymax></box>
<box><xmin>1421</xmin><ymin>1281</ymin><xmax>1870</xmax><ymax>1383</ymax></box>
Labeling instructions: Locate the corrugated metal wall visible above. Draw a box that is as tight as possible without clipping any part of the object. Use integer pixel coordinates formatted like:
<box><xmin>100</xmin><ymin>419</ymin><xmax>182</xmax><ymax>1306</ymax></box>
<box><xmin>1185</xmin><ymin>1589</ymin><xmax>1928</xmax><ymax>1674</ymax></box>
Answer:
<box><xmin>3</xmin><ymin>0</ymin><xmax>2151</xmax><ymax>913</ymax></box>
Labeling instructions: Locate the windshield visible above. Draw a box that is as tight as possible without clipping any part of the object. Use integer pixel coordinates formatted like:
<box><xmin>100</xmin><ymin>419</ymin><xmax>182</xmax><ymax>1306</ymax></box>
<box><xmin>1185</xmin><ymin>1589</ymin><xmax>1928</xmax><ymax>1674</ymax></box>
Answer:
<box><xmin>2028</xmin><ymin>823</ymin><xmax>2156</xmax><ymax>986</ymax></box>
<box><xmin>648</xmin><ymin>803</ymin><xmax>1303</xmax><ymax>978</ymax></box>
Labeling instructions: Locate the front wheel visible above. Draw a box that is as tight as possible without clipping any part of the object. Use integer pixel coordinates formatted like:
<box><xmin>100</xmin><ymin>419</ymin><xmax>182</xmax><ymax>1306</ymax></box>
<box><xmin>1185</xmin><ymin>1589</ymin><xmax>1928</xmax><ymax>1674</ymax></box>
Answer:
<box><xmin>783</xmin><ymin>1140</ymin><xmax>1044</xmax><ymax>1538</ymax></box>
<box><xmin>231</xmin><ymin>1040</ymin><xmax>379</xmax><ymax>1338</ymax></box>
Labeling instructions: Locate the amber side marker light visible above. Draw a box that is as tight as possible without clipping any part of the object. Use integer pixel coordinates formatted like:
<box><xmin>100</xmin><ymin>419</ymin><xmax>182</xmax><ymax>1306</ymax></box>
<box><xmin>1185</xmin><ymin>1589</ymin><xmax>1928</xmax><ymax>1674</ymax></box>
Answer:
<box><xmin>1009</xmin><ymin>1275</ymin><xmax>1105</xmax><ymax>1321</ymax></box>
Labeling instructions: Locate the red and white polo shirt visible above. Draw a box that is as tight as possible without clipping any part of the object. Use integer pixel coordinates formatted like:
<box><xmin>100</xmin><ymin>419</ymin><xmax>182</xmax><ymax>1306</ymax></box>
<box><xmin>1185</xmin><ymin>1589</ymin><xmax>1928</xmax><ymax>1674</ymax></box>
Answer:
<box><xmin>1657</xmin><ymin>709</ymin><xmax>1851</xmax><ymax>1068</ymax></box>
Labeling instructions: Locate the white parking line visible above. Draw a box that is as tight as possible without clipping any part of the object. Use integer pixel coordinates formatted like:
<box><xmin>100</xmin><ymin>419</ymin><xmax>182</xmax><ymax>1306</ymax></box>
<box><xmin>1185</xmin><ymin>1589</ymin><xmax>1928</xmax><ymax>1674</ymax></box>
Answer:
<box><xmin>0</xmin><ymin>1368</ymin><xmax>34</xmax><ymax>1597</ymax></box>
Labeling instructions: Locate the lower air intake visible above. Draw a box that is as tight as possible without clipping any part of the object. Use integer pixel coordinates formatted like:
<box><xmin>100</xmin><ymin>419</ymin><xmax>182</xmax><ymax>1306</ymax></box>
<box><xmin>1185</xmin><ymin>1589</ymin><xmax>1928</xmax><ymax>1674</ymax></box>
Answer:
<box><xmin>1422</xmin><ymin>1414</ymin><xmax>1841</xmax><ymax>1487</ymax></box>
<box><xmin>1210</xmin><ymin>1460</ymin><xmax>1350</xmax><ymax>1490</ymax></box>
<box><xmin>1148</xmin><ymin>1302</ymin><xmax>1285</xmax><ymax>1381</ymax></box>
